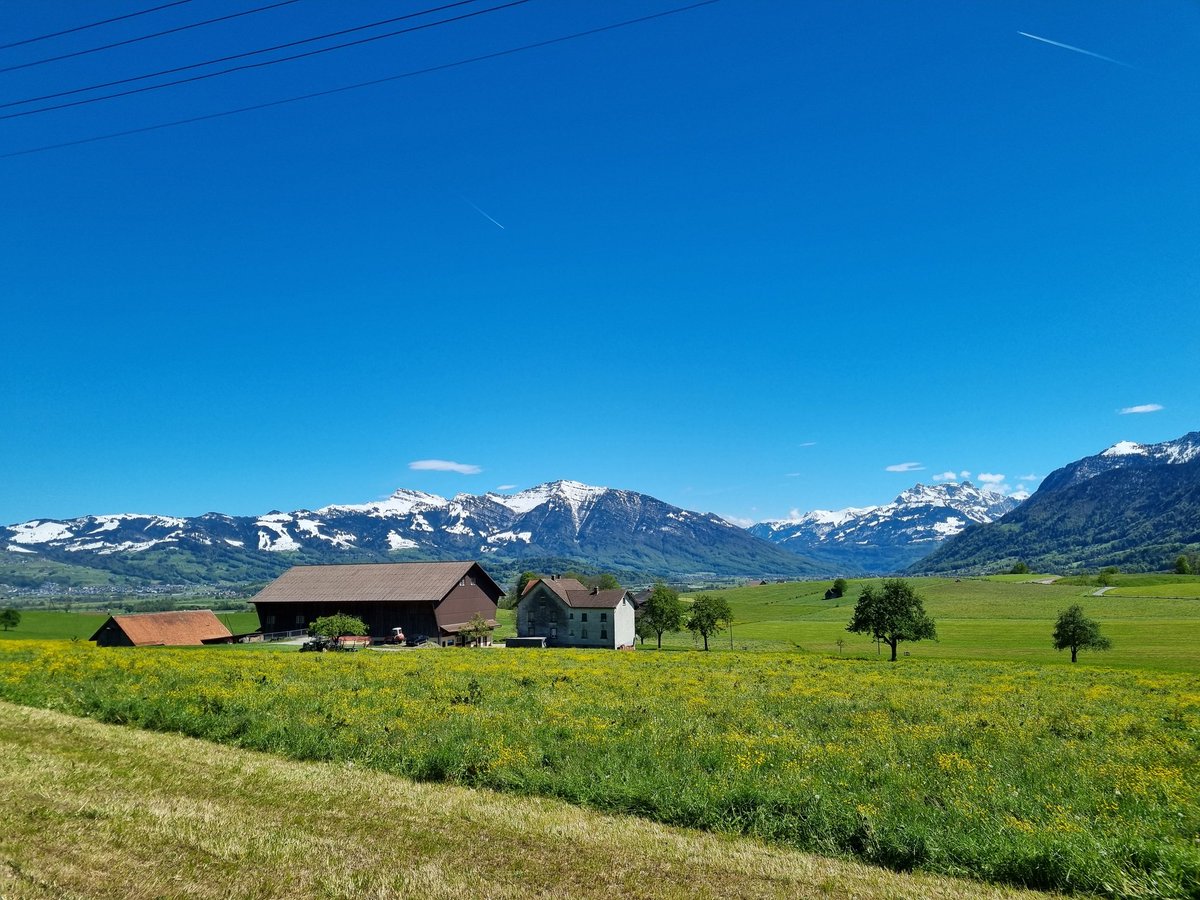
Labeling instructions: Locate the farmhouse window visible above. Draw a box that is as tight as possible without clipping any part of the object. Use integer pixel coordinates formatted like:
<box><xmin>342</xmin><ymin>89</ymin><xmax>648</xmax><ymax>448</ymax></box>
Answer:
<box><xmin>581</xmin><ymin>613</ymin><xmax>588</xmax><ymax>622</ymax></box>
<box><xmin>600</xmin><ymin>612</ymin><xmax>607</xmax><ymax>622</ymax></box>
<box><xmin>295</xmin><ymin>615</ymin><xmax>305</xmax><ymax>625</ymax></box>
<box><xmin>601</xmin><ymin>629</ymin><xmax>607</xmax><ymax>640</ymax></box>
<box><xmin>569</xmin><ymin>612</ymin><xmax>574</xmax><ymax>619</ymax></box>
<box><xmin>264</xmin><ymin>614</ymin><xmax>276</xmax><ymax>625</ymax></box>
<box><xmin>581</xmin><ymin>629</ymin><xmax>588</xmax><ymax>639</ymax></box>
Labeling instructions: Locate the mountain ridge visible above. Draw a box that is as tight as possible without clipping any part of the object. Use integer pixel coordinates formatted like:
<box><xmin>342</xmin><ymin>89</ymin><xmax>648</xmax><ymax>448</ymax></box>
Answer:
<box><xmin>1</xmin><ymin>480</ymin><xmax>821</xmax><ymax>588</ymax></box>
<box><xmin>749</xmin><ymin>481</ymin><xmax>1021</xmax><ymax>574</ymax></box>
<box><xmin>913</xmin><ymin>432</ymin><xmax>1200</xmax><ymax>574</ymax></box>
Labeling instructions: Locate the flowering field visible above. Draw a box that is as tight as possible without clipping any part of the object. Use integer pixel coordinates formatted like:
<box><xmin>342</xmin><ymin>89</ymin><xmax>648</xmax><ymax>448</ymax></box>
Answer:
<box><xmin>1</xmin><ymin>642</ymin><xmax>1197</xmax><ymax>898</ymax></box>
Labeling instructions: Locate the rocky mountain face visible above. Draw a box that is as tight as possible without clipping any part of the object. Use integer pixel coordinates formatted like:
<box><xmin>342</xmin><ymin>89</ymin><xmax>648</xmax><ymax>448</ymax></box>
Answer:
<box><xmin>913</xmin><ymin>432</ymin><xmax>1200</xmax><ymax>574</ymax></box>
<box><xmin>1</xmin><ymin>481</ymin><xmax>821</xmax><ymax>589</ymax></box>
<box><xmin>750</xmin><ymin>482</ymin><xmax>1021</xmax><ymax>575</ymax></box>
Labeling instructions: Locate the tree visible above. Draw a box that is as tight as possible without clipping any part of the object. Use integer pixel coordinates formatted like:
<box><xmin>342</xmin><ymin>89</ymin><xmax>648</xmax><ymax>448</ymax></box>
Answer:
<box><xmin>462</xmin><ymin>612</ymin><xmax>492</xmax><ymax>647</ymax></box>
<box><xmin>1176</xmin><ymin>555</ymin><xmax>1193</xmax><ymax>575</ymax></box>
<box><xmin>641</xmin><ymin>582</ymin><xmax>684</xmax><ymax>649</ymax></box>
<box><xmin>831</xmin><ymin>578</ymin><xmax>848</xmax><ymax>598</ymax></box>
<box><xmin>0</xmin><ymin>608</ymin><xmax>20</xmax><ymax>632</ymax></box>
<box><xmin>846</xmin><ymin>578</ymin><xmax>937</xmax><ymax>662</ymax></box>
<box><xmin>309</xmin><ymin>613</ymin><xmax>368</xmax><ymax>640</ymax></box>
<box><xmin>686</xmin><ymin>593</ymin><xmax>732</xmax><ymax>651</ymax></box>
<box><xmin>1052</xmin><ymin>605</ymin><xmax>1111</xmax><ymax>663</ymax></box>
<box><xmin>1009</xmin><ymin>562</ymin><xmax>1030</xmax><ymax>575</ymax></box>
<box><xmin>516</xmin><ymin>571</ymin><xmax>539</xmax><ymax>596</ymax></box>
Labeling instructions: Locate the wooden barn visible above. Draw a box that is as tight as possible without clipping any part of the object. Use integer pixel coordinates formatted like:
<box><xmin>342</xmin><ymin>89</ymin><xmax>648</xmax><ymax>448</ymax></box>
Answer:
<box><xmin>250</xmin><ymin>561</ymin><xmax>503</xmax><ymax>647</ymax></box>
<box><xmin>89</xmin><ymin>610</ymin><xmax>233</xmax><ymax>647</ymax></box>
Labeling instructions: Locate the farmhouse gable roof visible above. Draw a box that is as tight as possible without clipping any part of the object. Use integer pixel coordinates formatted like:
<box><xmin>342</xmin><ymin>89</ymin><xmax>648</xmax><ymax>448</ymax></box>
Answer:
<box><xmin>251</xmin><ymin>561</ymin><xmax>502</xmax><ymax>605</ymax></box>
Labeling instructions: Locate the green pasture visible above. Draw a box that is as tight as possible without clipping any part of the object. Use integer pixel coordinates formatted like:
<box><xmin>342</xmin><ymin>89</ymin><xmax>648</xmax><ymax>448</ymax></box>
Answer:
<box><xmin>0</xmin><ymin>609</ymin><xmax>261</xmax><ymax>642</ymax></box>
<box><xmin>664</xmin><ymin>577</ymin><xmax>1200</xmax><ymax>672</ymax></box>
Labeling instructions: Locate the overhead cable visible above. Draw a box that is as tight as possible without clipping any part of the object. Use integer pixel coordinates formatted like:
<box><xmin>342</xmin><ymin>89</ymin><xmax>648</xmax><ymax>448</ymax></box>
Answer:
<box><xmin>0</xmin><ymin>0</ymin><xmax>305</xmax><ymax>75</ymax></box>
<box><xmin>0</xmin><ymin>0</ymin><xmax>486</xmax><ymax>111</ymax></box>
<box><xmin>0</xmin><ymin>1</ymin><xmax>720</xmax><ymax>160</ymax></box>
<box><xmin>0</xmin><ymin>0</ymin><xmax>532</xmax><ymax>123</ymax></box>
<box><xmin>0</xmin><ymin>0</ymin><xmax>194</xmax><ymax>53</ymax></box>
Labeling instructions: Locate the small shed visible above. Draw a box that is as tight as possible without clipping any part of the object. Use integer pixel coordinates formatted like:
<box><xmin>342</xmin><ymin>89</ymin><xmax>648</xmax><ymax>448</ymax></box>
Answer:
<box><xmin>89</xmin><ymin>610</ymin><xmax>233</xmax><ymax>647</ymax></box>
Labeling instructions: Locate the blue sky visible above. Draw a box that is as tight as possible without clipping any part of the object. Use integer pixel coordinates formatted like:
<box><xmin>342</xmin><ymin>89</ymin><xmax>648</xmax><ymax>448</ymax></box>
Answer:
<box><xmin>1</xmin><ymin>0</ymin><xmax>1197</xmax><ymax>526</ymax></box>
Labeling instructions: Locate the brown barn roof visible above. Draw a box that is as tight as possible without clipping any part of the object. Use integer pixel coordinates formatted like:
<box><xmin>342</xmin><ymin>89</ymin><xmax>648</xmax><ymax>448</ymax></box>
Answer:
<box><xmin>90</xmin><ymin>610</ymin><xmax>232</xmax><ymax>646</ymax></box>
<box><xmin>251</xmin><ymin>561</ymin><xmax>502</xmax><ymax>605</ymax></box>
<box><xmin>525</xmin><ymin>578</ymin><xmax>630</xmax><ymax>610</ymax></box>
<box><xmin>530</xmin><ymin>577</ymin><xmax>588</xmax><ymax>602</ymax></box>
<box><xmin>563</xmin><ymin>588</ymin><xmax>631</xmax><ymax>610</ymax></box>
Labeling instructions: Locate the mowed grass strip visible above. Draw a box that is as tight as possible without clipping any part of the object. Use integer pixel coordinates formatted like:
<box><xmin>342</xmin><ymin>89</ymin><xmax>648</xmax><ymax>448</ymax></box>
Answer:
<box><xmin>0</xmin><ymin>702</ymin><xmax>1054</xmax><ymax>900</ymax></box>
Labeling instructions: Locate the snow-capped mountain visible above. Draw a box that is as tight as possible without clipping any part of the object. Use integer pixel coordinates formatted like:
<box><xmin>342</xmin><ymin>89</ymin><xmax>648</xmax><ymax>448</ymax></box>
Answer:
<box><xmin>915</xmin><ymin>431</ymin><xmax>1200</xmax><ymax>575</ymax></box>
<box><xmin>1</xmin><ymin>481</ymin><xmax>820</xmax><ymax>587</ymax></box>
<box><xmin>749</xmin><ymin>482</ymin><xmax>1021</xmax><ymax>574</ymax></box>
<box><xmin>1036</xmin><ymin>432</ymin><xmax>1200</xmax><ymax>493</ymax></box>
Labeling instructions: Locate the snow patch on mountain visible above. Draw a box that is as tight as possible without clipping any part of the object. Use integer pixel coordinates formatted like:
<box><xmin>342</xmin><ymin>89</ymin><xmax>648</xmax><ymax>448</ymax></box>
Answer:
<box><xmin>751</xmin><ymin>482</ymin><xmax>1021</xmax><ymax>573</ymax></box>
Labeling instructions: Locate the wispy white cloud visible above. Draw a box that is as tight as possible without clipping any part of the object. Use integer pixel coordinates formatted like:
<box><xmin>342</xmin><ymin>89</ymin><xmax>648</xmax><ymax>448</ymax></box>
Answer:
<box><xmin>784</xmin><ymin>472</ymin><xmax>802</xmax><ymax>478</ymax></box>
<box><xmin>495</xmin><ymin>484</ymin><xmax>517</xmax><ymax>491</ymax></box>
<box><xmin>409</xmin><ymin>459</ymin><xmax>482</xmax><ymax>475</ymax></box>
<box><xmin>1018</xmin><ymin>473</ymin><xmax>1039</xmax><ymax>482</ymax></box>
<box><xmin>1018</xmin><ymin>32</ymin><xmax>1134</xmax><ymax>68</ymax></box>
<box><xmin>932</xmin><ymin>471</ymin><xmax>959</xmax><ymax>482</ymax></box>
<box><xmin>978</xmin><ymin>473</ymin><xmax>1006</xmax><ymax>484</ymax></box>
<box><xmin>886</xmin><ymin>462</ymin><xmax>924</xmax><ymax>473</ymax></box>
<box><xmin>1119</xmin><ymin>403</ymin><xmax>1163</xmax><ymax>415</ymax></box>
<box><xmin>1011</xmin><ymin>489</ymin><xmax>1031</xmax><ymax>501</ymax></box>
<box><xmin>960</xmin><ymin>470</ymin><xmax>971</xmax><ymax>479</ymax></box>
<box><xmin>799</xmin><ymin>441</ymin><xmax>817</xmax><ymax>447</ymax></box>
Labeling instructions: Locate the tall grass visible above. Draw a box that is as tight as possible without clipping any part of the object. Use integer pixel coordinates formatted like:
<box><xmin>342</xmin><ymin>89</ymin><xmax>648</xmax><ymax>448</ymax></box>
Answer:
<box><xmin>0</xmin><ymin>641</ymin><xmax>1196</xmax><ymax>898</ymax></box>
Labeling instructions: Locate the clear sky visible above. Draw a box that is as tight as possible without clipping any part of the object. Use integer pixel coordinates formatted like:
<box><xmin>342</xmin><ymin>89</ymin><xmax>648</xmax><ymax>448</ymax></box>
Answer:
<box><xmin>1</xmin><ymin>0</ymin><xmax>1197</xmax><ymax>527</ymax></box>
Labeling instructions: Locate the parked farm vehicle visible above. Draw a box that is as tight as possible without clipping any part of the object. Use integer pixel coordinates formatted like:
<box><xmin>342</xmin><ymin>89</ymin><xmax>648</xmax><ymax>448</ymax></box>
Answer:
<box><xmin>384</xmin><ymin>627</ymin><xmax>406</xmax><ymax>645</ymax></box>
<box><xmin>299</xmin><ymin>634</ymin><xmax>372</xmax><ymax>652</ymax></box>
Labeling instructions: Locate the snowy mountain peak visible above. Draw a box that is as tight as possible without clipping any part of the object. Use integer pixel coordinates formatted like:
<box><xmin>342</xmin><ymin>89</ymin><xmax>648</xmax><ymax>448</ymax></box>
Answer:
<box><xmin>319</xmin><ymin>488</ymin><xmax>448</xmax><ymax>517</ymax></box>
<box><xmin>1041</xmin><ymin>431</ymin><xmax>1200</xmax><ymax>493</ymax></box>
<box><xmin>750</xmin><ymin>480</ymin><xmax>1021</xmax><ymax>574</ymax></box>
<box><xmin>1103</xmin><ymin>440</ymin><xmax>1146</xmax><ymax>457</ymax></box>
<box><xmin>486</xmin><ymin>480</ymin><xmax>610</xmax><ymax>516</ymax></box>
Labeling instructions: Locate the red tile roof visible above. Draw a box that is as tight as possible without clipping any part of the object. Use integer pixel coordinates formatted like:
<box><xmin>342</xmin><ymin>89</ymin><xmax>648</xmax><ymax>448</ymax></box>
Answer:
<box><xmin>91</xmin><ymin>610</ymin><xmax>232</xmax><ymax>646</ymax></box>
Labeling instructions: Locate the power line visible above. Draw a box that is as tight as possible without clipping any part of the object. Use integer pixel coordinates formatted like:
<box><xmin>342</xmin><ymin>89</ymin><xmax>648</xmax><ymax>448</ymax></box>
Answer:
<box><xmin>0</xmin><ymin>0</ymin><xmax>530</xmax><ymax>122</ymax></box>
<box><xmin>0</xmin><ymin>1</ymin><xmax>195</xmax><ymax>52</ymax></box>
<box><xmin>0</xmin><ymin>0</ymin><xmax>305</xmax><ymax>75</ymax></box>
<box><xmin>1</xmin><ymin>1</ymin><xmax>720</xmax><ymax>161</ymax></box>
<box><xmin>0</xmin><ymin>0</ymin><xmax>486</xmax><ymax>112</ymax></box>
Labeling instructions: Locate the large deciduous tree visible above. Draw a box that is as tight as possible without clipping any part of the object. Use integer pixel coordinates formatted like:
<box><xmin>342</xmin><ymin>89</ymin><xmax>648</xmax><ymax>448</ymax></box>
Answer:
<box><xmin>686</xmin><ymin>593</ymin><xmax>732</xmax><ymax>651</ymax></box>
<box><xmin>309</xmin><ymin>613</ymin><xmax>368</xmax><ymax>640</ymax></box>
<box><xmin>0</xmin><ymin>608</ymin><xmax>19</xmax><ymax>632</ymax></box>
<box><xmin>846</xmin><ymin>579</ymin><xmax>936</xmax><ymax>661</ymax></box>
<box><xmin>1052</xmin><ymin>605</ymin><xmax>1111</xmax><ymax>663</ymax></box>
<box><xmin>641</xmin><ymin>582</ymin><xmax>683</xmax><ymax>649</ymax></box>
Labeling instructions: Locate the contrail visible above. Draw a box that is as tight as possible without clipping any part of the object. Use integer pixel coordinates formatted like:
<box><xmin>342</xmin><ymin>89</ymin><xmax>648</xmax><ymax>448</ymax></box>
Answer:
<box><xmin>1018</xmin><ymin>32</ymin><xmax>1134</xmax><ymax>69</ymax></box>
<box><xmin>461</xmin><ymin>196</ymin><xmax>505</xmax><ymax>230</ymax></box>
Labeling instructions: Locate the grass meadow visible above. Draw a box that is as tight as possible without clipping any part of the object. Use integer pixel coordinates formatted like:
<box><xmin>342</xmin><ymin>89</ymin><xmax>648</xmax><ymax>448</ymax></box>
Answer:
<box><xmin>0</xmin><ymin>701</ymin><xmax>1056</xmax><ymax>900</ymax></box>
<box><xmin>646</xmin><ymin>576</ymin><xmax>1200</xmax><ymax>672</ymax></box>
<box><xmin>0</xmin><ymin>640</ymin><xmax>1196</xmax><ymax>897</ymax></box>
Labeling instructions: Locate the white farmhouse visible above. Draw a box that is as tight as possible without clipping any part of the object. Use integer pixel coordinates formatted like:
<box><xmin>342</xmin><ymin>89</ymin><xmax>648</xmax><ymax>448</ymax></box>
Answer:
<box><xmin>515</xmin><ymin>576</ymin><xmax>636</xmax><ymax>649</ymax></box>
